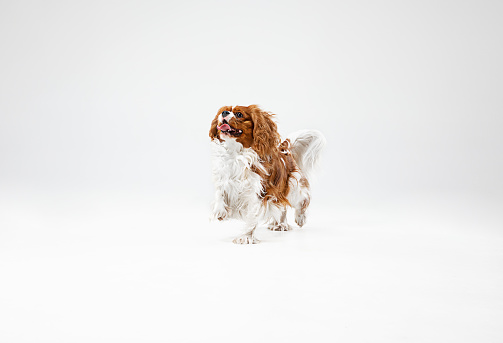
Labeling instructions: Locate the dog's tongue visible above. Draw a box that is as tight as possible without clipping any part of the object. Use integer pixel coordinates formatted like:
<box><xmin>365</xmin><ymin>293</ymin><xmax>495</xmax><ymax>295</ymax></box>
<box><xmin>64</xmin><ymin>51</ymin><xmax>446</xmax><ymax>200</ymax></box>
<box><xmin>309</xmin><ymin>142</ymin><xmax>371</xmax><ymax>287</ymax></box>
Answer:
<box><xmin>218</xmin><ymin>124</ymin><xmax>231</xmax><ymax>131</ymax></box>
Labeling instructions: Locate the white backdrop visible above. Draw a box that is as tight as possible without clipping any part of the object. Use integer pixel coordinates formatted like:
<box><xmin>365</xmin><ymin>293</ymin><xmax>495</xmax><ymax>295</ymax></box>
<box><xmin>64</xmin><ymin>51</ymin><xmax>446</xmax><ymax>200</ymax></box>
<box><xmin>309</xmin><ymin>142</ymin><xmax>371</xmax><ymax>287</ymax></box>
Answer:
<box><xmin>1</xmin><ymin>0</ymin><xmax>502</xmax><ymax>199</ymax></box>
<box><xmin>1</xmin><ymin>1</ymin><xmax>502</xmax><ymax>342</ymax></box>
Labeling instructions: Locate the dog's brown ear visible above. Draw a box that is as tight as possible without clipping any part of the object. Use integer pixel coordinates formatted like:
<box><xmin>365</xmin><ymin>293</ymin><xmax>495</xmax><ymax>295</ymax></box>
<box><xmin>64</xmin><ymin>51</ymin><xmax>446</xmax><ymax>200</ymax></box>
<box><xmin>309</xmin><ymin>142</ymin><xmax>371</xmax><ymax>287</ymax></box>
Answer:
<box><xmin>209</xmin><ymin>115</ymin><xmax>219</xmax><ymax>140</ymax></box>
<box><xmin>249</xmin><ymin>105</ymin><xmax>280</xmax><ymax>159</ymax></box>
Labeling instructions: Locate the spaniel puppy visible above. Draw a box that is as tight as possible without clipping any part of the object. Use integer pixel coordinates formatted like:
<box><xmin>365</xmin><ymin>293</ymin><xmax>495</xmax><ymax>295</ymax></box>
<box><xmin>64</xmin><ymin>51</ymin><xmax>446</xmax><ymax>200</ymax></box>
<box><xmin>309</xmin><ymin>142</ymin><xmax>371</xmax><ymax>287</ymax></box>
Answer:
<box><xmin>209</xmin><ymin>105</ymin><xmax>325</xmax><ymax>244</ymax></box>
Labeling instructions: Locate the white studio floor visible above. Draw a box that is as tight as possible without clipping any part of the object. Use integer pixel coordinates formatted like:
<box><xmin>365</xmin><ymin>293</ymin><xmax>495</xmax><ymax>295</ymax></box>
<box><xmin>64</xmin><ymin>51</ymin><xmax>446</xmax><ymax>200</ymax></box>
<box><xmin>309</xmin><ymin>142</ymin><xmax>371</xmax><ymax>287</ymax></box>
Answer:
<box><xmin>0</xmin><ymin>190</ymin><xmax>502</xmax><ymax>343</ymax></box>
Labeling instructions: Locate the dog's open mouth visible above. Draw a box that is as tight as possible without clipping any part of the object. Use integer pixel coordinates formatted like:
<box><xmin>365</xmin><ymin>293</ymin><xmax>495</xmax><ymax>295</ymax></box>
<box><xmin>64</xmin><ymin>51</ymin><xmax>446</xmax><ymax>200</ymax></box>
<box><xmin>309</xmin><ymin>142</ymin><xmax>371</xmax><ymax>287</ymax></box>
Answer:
<box><xmin>217</xmin><ymin>121</ymin><xmax>243</xmax><ymax>136</ymax></box>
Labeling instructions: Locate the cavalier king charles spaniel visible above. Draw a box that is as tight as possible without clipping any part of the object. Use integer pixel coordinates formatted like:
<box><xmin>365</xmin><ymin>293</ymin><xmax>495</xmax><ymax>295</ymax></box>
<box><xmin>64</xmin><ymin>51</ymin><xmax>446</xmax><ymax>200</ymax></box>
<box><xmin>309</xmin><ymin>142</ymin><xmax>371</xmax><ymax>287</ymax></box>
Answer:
<box><xmin>209</xmin><ymin>105</ymin><xmax>325</xmax><ymax>244</ymax></box>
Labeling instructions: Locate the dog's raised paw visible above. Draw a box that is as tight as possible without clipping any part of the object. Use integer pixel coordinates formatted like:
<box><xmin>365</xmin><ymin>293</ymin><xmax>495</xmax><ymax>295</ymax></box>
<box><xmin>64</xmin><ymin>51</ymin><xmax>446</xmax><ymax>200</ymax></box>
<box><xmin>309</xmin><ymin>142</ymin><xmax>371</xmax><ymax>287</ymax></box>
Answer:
<box><xmin>211</xmin><ymin>205</ymin><xmax>229</xmax><ymax>221</ymax></box>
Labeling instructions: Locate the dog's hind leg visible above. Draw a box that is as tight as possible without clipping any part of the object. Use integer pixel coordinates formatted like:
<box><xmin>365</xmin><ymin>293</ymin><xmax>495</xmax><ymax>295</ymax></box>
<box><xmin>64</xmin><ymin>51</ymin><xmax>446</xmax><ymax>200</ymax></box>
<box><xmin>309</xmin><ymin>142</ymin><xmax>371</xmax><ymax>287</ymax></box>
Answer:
<box><xmin>294</xmin><ymin>196</ymin><xmax>310</xmax><ymax>227</ymax></box>
<box><xmin>289</xmin><ymin>176</ymin><xmax>311</xmax><ymax>227</ymax></box>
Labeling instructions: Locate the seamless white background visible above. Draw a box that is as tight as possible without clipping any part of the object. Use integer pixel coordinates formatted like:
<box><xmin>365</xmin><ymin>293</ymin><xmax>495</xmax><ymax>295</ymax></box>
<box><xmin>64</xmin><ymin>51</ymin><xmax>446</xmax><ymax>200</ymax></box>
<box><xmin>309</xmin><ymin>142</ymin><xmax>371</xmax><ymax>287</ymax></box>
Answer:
<box><xmin>1</xmin><ymin>1</ymin><xmax>502</xmax><ymax>342</ymax></box>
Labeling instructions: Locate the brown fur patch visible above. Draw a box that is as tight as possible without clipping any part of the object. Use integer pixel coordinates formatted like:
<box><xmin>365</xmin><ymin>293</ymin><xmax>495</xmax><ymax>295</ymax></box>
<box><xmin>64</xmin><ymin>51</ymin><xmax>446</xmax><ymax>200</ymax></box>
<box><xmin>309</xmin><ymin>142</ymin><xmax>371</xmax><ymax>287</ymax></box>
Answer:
<box><xmin>300</xmin><ymin>177</ymin><xmax>310</xmax><ymax>188</ymax></box>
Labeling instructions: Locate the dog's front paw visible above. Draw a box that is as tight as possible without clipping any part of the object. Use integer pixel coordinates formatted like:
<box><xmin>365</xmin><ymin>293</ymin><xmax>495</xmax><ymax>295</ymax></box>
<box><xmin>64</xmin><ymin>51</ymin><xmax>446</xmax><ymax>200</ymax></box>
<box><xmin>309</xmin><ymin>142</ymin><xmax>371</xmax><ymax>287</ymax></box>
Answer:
<box><xmin>267</xmin><ymin>222</ymin><xmax>292</xmax><ymax>231</ymax></box>
<box><xmin>232</xmin><ymin>234</ymin><xmax>260</xmax><ymax>244</ymax></box>
<box><xmin>216</xmin><ymin>210</ymin><xmax>228</xmax><ymax>221</ymax></box>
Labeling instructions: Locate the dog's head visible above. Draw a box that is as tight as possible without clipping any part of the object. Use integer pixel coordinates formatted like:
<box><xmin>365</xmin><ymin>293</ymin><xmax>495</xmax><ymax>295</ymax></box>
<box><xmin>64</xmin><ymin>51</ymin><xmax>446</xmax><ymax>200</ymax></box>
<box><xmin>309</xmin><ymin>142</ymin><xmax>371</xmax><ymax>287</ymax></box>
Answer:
<box><xmin>209</xmin><ymin>105</ymin><xmax>280</xmax><ymax>159</ymax></box>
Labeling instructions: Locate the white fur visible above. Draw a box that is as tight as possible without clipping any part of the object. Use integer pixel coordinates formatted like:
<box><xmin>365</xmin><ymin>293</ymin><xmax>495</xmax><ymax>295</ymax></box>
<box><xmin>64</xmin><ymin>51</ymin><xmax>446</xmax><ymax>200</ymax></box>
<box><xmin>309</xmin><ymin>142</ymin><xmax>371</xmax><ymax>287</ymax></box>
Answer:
<box><xmin>288</xmin><ymin>130</ymin><xmax>326</xmax><ymax>180</ymax></box>
<box><xmin>218</xmin><ymin>111</ymin><xmax>235</xmax><ymax>123</ymax></box>
<box><xmin>210</xmin><ymin>138</ymin><xmax>263</xmax><ymax>222</ymax></box>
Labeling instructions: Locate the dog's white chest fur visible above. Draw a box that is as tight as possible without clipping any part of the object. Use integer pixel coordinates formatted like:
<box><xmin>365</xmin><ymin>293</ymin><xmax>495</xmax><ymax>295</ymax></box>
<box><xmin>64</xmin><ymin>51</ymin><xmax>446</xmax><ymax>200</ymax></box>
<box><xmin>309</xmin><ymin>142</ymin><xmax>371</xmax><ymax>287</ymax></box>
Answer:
<box><xmin>210</xmin><ymin>139</ymin><xmax>264</xmax><ymax>219</ymax></box>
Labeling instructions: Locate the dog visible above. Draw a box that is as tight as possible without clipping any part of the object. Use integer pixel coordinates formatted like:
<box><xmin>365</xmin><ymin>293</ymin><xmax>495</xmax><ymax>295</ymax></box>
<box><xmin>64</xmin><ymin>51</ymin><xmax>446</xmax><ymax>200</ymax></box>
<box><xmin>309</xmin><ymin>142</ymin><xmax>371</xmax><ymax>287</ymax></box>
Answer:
<box><xmin>209</xmin><ymin>105</ymin><xmax>325</xmax><ymax>244</ymax></box>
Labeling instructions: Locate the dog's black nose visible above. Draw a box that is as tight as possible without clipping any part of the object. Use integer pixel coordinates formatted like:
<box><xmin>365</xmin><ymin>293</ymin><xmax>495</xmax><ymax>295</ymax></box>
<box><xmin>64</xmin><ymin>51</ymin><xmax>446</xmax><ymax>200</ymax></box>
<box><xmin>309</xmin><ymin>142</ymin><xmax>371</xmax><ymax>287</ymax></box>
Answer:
<box><xmin>222</xmin><ymin>111</ymin><xmax>230</xmax><ymax>117</ymax></box>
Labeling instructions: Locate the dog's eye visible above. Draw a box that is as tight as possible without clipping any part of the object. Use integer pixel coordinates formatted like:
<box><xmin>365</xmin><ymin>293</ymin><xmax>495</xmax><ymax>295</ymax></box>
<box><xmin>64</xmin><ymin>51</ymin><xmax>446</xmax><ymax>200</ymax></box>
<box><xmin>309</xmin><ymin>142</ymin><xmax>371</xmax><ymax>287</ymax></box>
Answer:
<box><xmin>235</xmin><ymin>112</ymin><xmax>243</xmax><ymax>118</ymax></box>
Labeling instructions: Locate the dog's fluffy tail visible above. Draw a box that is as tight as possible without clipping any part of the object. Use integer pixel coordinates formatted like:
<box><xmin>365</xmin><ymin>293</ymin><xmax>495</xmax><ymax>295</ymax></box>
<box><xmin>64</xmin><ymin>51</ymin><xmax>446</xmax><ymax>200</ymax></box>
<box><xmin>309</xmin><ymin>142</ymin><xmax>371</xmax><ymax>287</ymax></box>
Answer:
<box><xmin>287</xmin><ymin>129</ymin><xmax>326</xmax><ymax>180</ymax></box>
